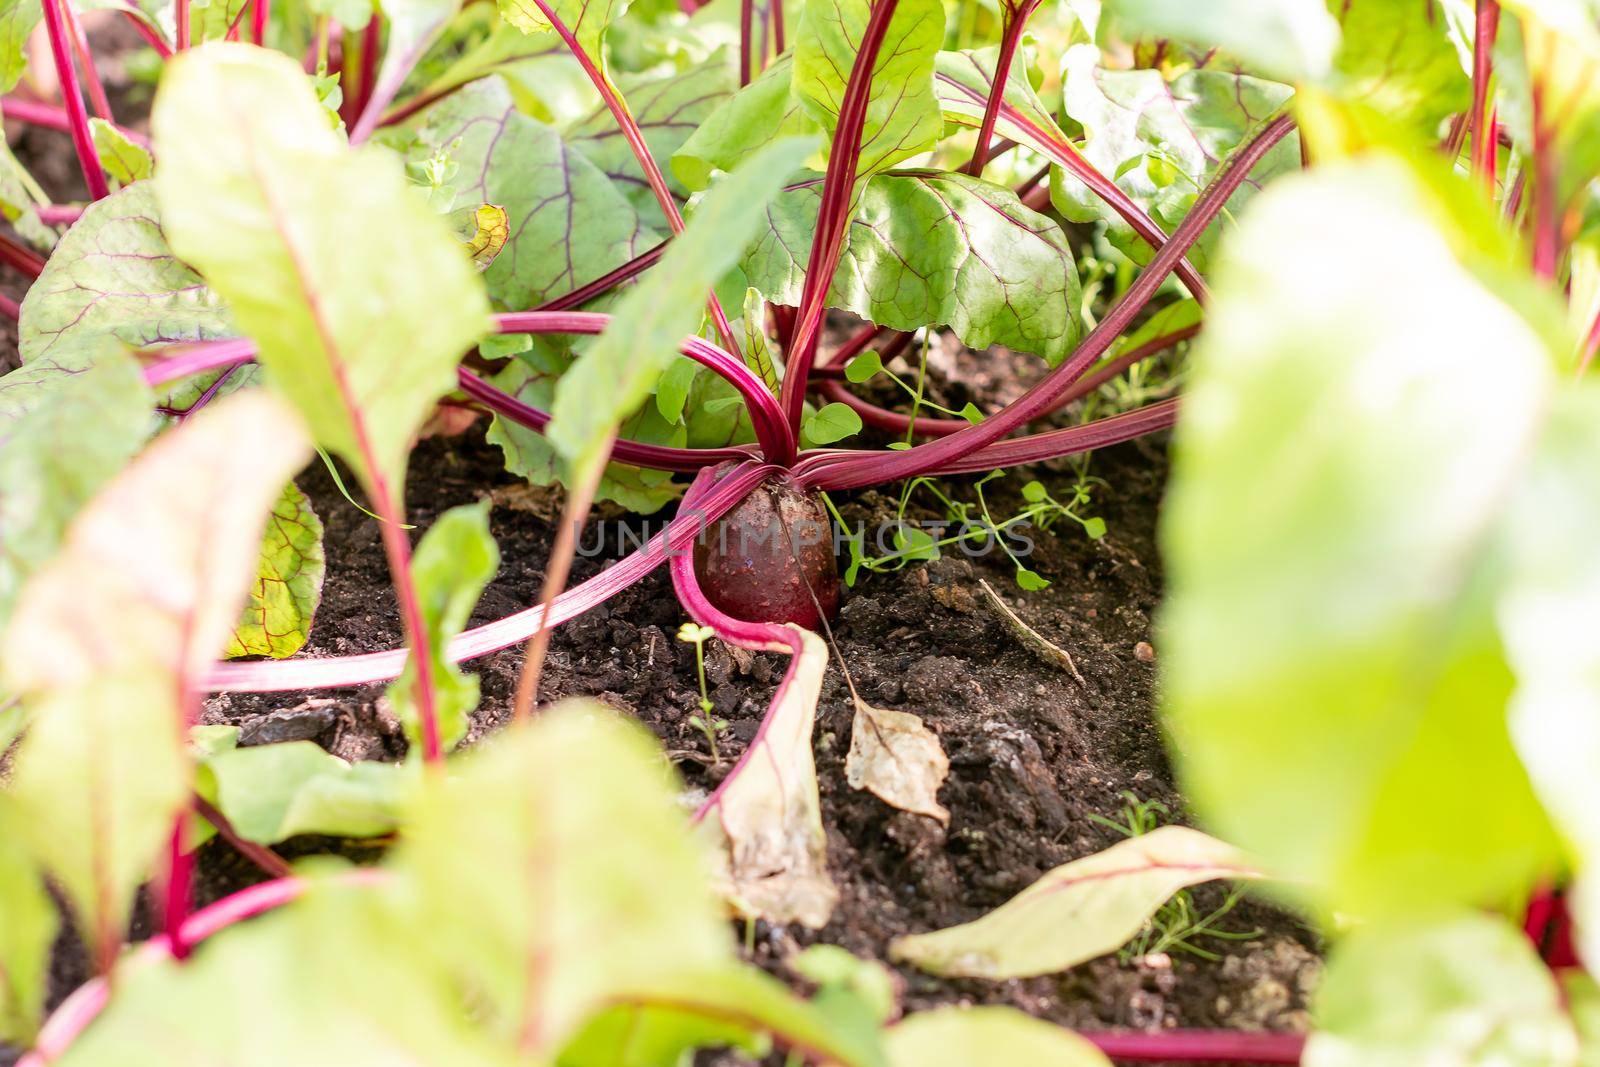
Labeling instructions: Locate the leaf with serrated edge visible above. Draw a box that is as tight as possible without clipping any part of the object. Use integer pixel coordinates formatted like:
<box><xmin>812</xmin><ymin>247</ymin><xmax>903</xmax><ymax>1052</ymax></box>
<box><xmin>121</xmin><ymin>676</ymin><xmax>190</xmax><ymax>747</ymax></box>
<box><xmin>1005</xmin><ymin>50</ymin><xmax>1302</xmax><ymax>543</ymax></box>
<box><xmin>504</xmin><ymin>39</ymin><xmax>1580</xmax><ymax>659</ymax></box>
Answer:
<box><xmin>745</xmin><ymin>169</ymin><xmax>1082</xmax><ymax>363</ymax></box>
<box><xmin>386</xmin><ymin>500</ymin><xmax>499</xmax><ymax>752</ymax></box>
<box><xmin>225</xmin><ymin>480</ymin><xmax>326</xmax><ymax>659</ymax></box>
<box><xmin>791</xmin><ymin>0</ymin><xmax>943</xmax><ymax>180</ymax></box>
<box><xmin>152</xmin><ymin>44</ymin><xmax>491</xmax><ymax>509</ymax></box>
<box><xmin>845</xmin><ymin>697</ymin><xmax>949</xmax><ymax>824</ymax></box>
<box><xmin>547</xmin><ymin>135</ymin><xmax>815</xmax><ymax>472</ymax></box>
<box><xmin>400</xmin><ymin>76</ymin><xmax>654</xmax><ymax>310</ymax></box>
<box><xmin>1304</xmin><ymin>913</ymin><xmax>1578</xmax><ymax>1067</ymax></box>
<box><xmin>393</xmin><ymin>703</ymin><xmax>732</xmax><ymax>1055</ymax></box>
<box><xmin>0</xmin><ymin>345</ymin><xmax>154</xmax><ymax>627</ymax></box>
<box><xmin>1</xmin><ymin>390</ymin><xmax>311</xmax><ymax>968</ymax></box>
<box><xmin>886</xmin><ymin>1007</ymin><xmax>1112</xmax><ymax>1067</ymax></box>
<box><xmin>890</xmin><ymin>826</ymin><xmax>1261</xmax><ymax>978</ymax></box>
<box><xmin>698</xmin><ymin>627</ymin><xmax>837</xmax><ymax>929</ymax></box>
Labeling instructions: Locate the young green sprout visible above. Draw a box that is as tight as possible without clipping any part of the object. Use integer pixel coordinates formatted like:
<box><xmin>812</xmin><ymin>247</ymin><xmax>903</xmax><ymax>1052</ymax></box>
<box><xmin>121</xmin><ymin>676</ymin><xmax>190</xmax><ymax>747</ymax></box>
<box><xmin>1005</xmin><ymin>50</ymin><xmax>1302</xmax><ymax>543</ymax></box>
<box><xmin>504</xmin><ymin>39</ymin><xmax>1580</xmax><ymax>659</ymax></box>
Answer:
<box><xmin>677</xmin><ymin>621</ymin><xmax>729</xmax><ymax>763</ymax></box>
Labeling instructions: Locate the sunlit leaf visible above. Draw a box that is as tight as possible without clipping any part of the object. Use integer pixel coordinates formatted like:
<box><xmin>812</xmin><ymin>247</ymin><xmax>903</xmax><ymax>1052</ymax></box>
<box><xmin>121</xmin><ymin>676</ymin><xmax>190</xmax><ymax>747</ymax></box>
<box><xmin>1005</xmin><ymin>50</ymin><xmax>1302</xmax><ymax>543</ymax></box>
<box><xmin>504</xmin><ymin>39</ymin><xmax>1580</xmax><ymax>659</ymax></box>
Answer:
<box><xmin>746</xmin><ymin>170</ymin><xmax>1082</xmax><ymax>363</ymax></box>
<box><xmin>386</xmin><ymin>500</ymin><xmax>499</xmax><ymax>753</ymax></box>
<box><xmin>673</xmin><ymin>54</ymin><xmax>823</xmax><ymax>190</ymax></box>
<box><xmin>198</xmin><ymin>737</ymin><xmax>413</xmax><ymax>844</ymax></box>
<box><xmin>152</xmin><ymin>44</ymin><xmax>491</xmax><ymax>510</ymax></box>
<box><xmin>398</xmin><ymin>75</ymin><xmax>655</xmax><ymax>310</ymax></box>
<box><xmin>1104</xmin><ymin>0</ymin><xmax>1339</xmax><ymax>82</ymax></box>
<box><xmin>1304</xmin><ymin>913</ymin><xmax>1578</xmax><ymax>1067</ymax></box>
<box><xmin>224</xmin><ymin>479</ymin><xmax>325</xmax><ymax>660</ymax></box>
<box><xmin>890</xmin><ymin>826</ymin><xmax>1260</xmax><ymax>978</ymax></box>
<box><xmin>547</xmin><ymin>135</ymin><xmax>814</xmax><ymax>474</ymax></box>
<box><xmin>568</xmin><ymin>51</ymin><xmax>737</xmax><ymax>219</ymax></box>
<box><xmin>0</xmin><ymin>0</ymin><xmax>41</xmax><ymax>94</ymax></box>
<box><xmin>498</xmin><ymin>0</ymin><xmax>624</xmax><ymax>63</ymax></box>
<box><xmin>454</xmin><ymin>203</ymin><xmax>511</xmax><ymax>271</ymax></box>
<box><xmin>0</xmin><ymin>345</ymin><xmax>153</xmax><ymax>627</ymax></box>
<box><xmin>791</xmin><ymin>0</ymin><xmax>943</xmax><ymax>181</ymax></box>
<box><xmin>393</xmin><ymin>702</ymin><xmax>732</xmax><ymax>1055</ymax></box>
<box><xmin>886</xmin><ymin>1007</ymin><xmax>1112</xmax><ymax>1067</ymax></box>
<box><xmin>0</xmin><ymin>804</ymin><xmax>55</xmax><ymax>1044</ymax></box>
<box><xmin>1</xmin><ymin>391</ymin><xmax>311</xmax><ymax>968</ymax></box>
<box><xmin>1053</xmin><ymin>48</ymin><xmax>1299</xmax><ymax>270</ymax></box>
<box><xmin>1161</xmin><ymin>157</ymin><xmax>1563</xmax><ymax>922</ymax></box>
<box><xmin>89</xmin><ymin>118</ymin><xmax>153</xmax><ymax>188</ymax></box>
<box><xmin>1330</xmin><ymin>0</ymin><xmax>1469</xmax><ymax>133</ymax></box>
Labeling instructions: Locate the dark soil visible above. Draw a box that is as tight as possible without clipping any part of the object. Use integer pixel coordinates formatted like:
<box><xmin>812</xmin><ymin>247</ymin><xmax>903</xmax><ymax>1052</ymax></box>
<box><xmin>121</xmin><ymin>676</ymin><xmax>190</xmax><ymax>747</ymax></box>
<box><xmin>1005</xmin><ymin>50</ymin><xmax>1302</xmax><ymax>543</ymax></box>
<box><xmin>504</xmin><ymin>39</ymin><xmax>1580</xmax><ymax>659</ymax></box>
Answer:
<box><xmin>1</xmin><ymin>33</ymin><xmax>1320</xmax><ymax>1064</ymax></box>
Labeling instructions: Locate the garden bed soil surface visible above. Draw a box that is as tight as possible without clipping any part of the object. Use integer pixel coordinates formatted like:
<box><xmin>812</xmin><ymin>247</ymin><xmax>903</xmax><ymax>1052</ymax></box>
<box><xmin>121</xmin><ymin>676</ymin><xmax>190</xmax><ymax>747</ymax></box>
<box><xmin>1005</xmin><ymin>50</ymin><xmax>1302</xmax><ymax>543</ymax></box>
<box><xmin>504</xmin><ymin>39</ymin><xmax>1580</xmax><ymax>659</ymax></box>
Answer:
<box><xmin>2</xmin><ymin>47</ymin><xmax>1321</xmax><ymax>1064</ymax></box>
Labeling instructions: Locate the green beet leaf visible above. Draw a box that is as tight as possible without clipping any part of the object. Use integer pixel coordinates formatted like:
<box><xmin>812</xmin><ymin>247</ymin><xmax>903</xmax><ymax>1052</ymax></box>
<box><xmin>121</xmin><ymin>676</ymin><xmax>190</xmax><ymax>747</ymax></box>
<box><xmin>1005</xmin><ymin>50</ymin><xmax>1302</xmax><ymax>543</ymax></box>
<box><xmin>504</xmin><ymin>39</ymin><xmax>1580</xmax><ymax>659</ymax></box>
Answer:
<box><xmin>224</xmin><ymin>479</ymin><xmax>326</xmax><ymax>660</ymax></box>
<box><xmin>568</xmin><ymin>51</ymin><xmax>737</xmax><ymax>220</ymax></box>
<box><xmin>885</xmin><ymin>1007</ymin><xmax>1111</xmax><ymax>1067</ymax></box>
<box><xmin>745</xmin><ymin>170</ymin><xmax>1082</xmax><ymax>364</ymax></box>
<box><xmin>1329</xmin><ymin>0</ymin><xmax>1469</xmax><ymax>135</ymax></box>
<box><xmin>1160</xmin><ymin>156</ymin><xmax>1564</xmax><ymax>923</ymax></box>
<box><xmin>389</xmin><ymin>702</ymin><xmax>734</xmax><ymax>1056</ymax></box>
<box><xmin>801</xmin><ymin>401</ymin><xmax>862</xmax><ymax>447</ymax></box>
<box><xmin>0</xmin><ymin>803</ymin><xmax>55</xmax><ymax>1045</ymax></box>
<box><xmin>791</xmin><ymin>0</ymin><xmax>943</xmax><ymax>182</ymax></box>
<box><xmin>1304</xmin><ymin>913</ymin><xmax>1578</xmax><ymax>1067</ymax></box>
<box><xmin>88</xmin><ymin>118</ymin><xmax>153</xmax><ymax>188</ymax></box>
<box><xmin>395</xmin><ymin>75</ymin><xmax>654</xmax><ymax>311</ymax></box>
<box><xmin>1053</xmin><ymin>50</ymin><xmax>1299</xmax><ymax>271</ymax></box>
<box><xmin>1</xmin><ymin>391</ymin><xmax>312</xmax><ymax>970</ymax></box>
<box><xmin>18</xmin><ymin>184</ymin><xmax>236</xmax><ymax>412</ymax></box>
<box><xmin>0</xmin><ymin>344</ymin><xmax>154</xmax><ymax>627</ymax></box>
<box><xmin>673</xmin><ymin>54</ymin><xmax>823</xmax><ymax>190</ymax></box>
<box><xmin>546</xmin><ymin>134</ymin><xmax>815</xmax><ymax>474</ymax></box>
<box><xmin>0</xmin><ymin>0</ymin><xmax>41</xmax><ymax>94</ymax></box>
<box><xmin>386</xmin><ymin>500</ymin><xmax>499</xmax><ymax>754</ymax></box>
<box><xmin>197</xmin><ymin>738</ymin><xmax>414</xmax><ymax>844</ymax></box>
<box><xmin>498</xmin><ymin>0</ymin><xmax>626</xmax><ymax>65</ymax></box>
<box><xmin>1104</xmin><ymin>0</ymin><xmax>1339</xmax><ymax>83</ymax></box>
<box><xmin>152</xmin><ymin>43</ymin><xmax>492</xmax><ymax>511</ymax></box>
<box><xmin>485</xmin><ymin>339</ymin><xmax>686</xmax><ymax>513</ymax></box>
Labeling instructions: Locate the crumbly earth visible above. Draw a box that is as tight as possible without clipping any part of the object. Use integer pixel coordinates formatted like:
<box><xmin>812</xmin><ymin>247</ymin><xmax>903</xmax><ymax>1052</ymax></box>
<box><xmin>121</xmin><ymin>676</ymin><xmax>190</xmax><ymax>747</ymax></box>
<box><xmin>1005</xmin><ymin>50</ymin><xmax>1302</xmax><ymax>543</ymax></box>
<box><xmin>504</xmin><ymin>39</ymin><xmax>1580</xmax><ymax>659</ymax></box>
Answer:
<box><xmin>1</xmin><ymin>45</ymin><xmax>1320</xmax><ymax>1066</ymax></box>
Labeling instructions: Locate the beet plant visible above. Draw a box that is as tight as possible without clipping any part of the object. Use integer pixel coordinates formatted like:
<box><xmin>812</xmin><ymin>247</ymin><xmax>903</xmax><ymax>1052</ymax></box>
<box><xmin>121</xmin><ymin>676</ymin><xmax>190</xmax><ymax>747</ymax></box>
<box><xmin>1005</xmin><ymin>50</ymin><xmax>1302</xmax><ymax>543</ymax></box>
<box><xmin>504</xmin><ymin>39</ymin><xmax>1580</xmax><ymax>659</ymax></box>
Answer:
<box><xmin>1</xmin><ymin>0</ymin><xmax>1599</xmax><ymax>1063</ymax></box>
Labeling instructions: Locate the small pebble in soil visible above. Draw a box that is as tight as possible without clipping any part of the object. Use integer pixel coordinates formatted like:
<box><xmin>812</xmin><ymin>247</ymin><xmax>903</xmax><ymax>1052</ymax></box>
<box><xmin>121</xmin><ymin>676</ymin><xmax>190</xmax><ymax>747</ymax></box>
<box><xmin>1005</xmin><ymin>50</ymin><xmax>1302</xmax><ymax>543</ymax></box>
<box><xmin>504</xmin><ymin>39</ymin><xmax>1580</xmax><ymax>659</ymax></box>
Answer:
<box><xmin>1134</xmin><ymin>640</ymin><xmax>1156</xmax><ymax>662</ymax></box>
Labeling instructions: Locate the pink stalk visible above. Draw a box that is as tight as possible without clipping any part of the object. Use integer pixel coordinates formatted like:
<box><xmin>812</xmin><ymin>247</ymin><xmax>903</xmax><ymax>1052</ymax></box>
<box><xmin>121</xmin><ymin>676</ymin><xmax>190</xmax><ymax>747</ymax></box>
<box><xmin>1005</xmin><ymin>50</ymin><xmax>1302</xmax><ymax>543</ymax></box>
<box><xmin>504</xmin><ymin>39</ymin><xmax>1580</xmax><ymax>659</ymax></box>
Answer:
<box><xmin>779</xmin><ymin>0</ymin><xmax>902</xmax><ymax>431</ymax></box>
<box><xmin>204</xmin><ymin>461</ymin><xmax>778</xmax><ymax>691</ymax></box>
<box><xmin>345</xmin><ymin>16</ymin><xmax>381</xmax><ymax>131</ymax></box>
<box><xmin>814</xmin><ymin>323</ymin><xmax>1197</xmax><ymax>437</ymax></box>
<box><xmin>176</xmin><ymin>0</ymin><xmax>190</xmax><ymax>49</ymax></box>
<box><xmin>0</xmin><ymin>231</ymin><xmax>47</xmax><ymax>277</ymax></box>
<box><xmin>352</xmin><ymin>14</ymin><xmax>450</xmax><ymax>145</ymax></box>
<box><xmin>1531</xmin><ymin>82</ymin><xmax>1559</xmax><ymax>280</ymax></box>
<box><xmin>793</xmin><ymin>114</ymin><xmax>1292</xmax><ymax>492</ymax></box>
<box><xmin>1578</xmin><ymin>307</ymin><xmax>1600</xmax><ymax>375</ymax></box>
<box><xmin>36</xmin><ymin>203</ymin><xmax>84</xmax><ymax>226</ymax></box>
<box><xmin>770</xmin><ymin>0</ymin><xmax>784</xmax><ymax>54</ymax></box>
<box><xmin>21</xmin><ymin>871</ymin><xmax>392</xmax><ymax>1067</ymax></box>
<box><xmin>37</xmin><ymin>0</ymin><xmax>110</xmax><ymax>201</ymax></box>
<box><xmin>933</xmin><ymin>72</ymin><xmax>1209</xmax><ymax>302</ymax></box>
<box><xmin>120</xmin><ymin>10</ymin><xmax>174</xmax><ymax>57</ymax></box>
<box><xmin>522</xmin><ymin>0</ymin><xmax>743</xmax><ymax>360</ymax></box>
<box><xmin>1077</xmin><ymin>1030</ymin><xmax>1303</xmax><ymax>1064</ymax></box>
<box><xmin>493</xmin><ymin>310</ymin><xmax>796</xmax><ymax>462</ymax></box>
<box><xmin>739</xmin><ymin>0</ymin><xmax>755</xmax><ymax>86</ymax></box>
<box><xmin>251</xmin><ymin>0</ymin><xmax>269</xmax><ymax>46</ymax></box>
<box><xmin>161</xmin><ymin>821</ymin><xmax>195</xmax><ymax>960</ymax></box>
<box><xmin>1470</xmin><ymin>1</ymin><xmax>1500</xmax><ymax>191</ymax></box>
<box><xmin>460</xmin><ymin>369</ymin><xmax>756</xmax><ymax>470</ymax></box>
<box><xmin>0</xmin><ymin>97</ymin><xmax>149</xmax><ymax>147</ymax></box>
<box><xmin>964</xmin><ymin>0</ymin><xmax>1040</xmax><ymax>177</ymax></box>
<box><xmin>63</xmin><ymin>2</ymin><xmax>113</xmax><ymax>122</ymax></box>
<box><xmin>535</xmin><ymin>241</ymin><xmax>666</xmax><ymax>311</ymax></box>
<box><xmin>0</xmin><ymin>292</ymin><xmax>20</xmax><ymax>320</ymax></box>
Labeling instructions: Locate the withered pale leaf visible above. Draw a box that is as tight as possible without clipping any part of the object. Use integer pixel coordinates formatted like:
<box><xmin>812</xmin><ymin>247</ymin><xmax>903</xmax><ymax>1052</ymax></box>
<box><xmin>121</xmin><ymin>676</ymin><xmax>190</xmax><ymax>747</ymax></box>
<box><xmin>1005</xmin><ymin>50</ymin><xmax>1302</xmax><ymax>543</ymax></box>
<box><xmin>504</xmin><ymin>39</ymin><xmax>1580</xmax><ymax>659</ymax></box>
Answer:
<box><xmin>698</xmin><ymin>627</ymin><xmax>837</xmax><ymax>929</ymax></box>
<box><xmin>845</xmin><ymin>697</ymin><xmax>949</xmax><ymax>824</ymax></box>
<box><xmin>891</xmin><ymin>826</ymin><xmax>1263</xmax><ymax>978</ymax></box>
